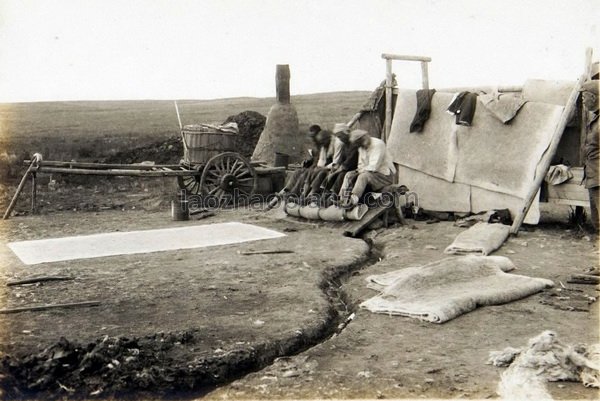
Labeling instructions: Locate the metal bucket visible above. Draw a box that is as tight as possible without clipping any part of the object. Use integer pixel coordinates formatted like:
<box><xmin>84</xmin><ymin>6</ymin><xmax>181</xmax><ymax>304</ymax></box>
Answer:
<box><xmin>171</xmin><ymin>193</ymin><xmax>189</xmax><ymax>221</ymax></box>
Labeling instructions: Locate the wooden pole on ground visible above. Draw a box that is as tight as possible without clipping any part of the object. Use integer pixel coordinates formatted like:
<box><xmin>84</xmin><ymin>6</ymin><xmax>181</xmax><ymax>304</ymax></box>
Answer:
<box><xmin>3</xmin><ymin>154</ymin><xmax>41</xmax><ymax>220</ymax></box>
<box><xmin>7</xmin><ymin>276</ymin><xmax>74</xmax><ymax>286</ymax></box>
<box><xmin>510</xmin><ymin>75</ymin><xmax>587</xmax><ymax>234</ymax></box>
<box><xmin>0</xmin><ymin>301</ymin><xmax>100</xmax><ymax>314</ymax></box>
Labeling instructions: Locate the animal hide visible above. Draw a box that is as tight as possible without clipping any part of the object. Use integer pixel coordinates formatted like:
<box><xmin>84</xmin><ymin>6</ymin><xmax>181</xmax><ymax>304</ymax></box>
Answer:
<box><xmin>488</xmin><ymin>330</ymin><xmax>600</xmax><ymax>400</ymax></box>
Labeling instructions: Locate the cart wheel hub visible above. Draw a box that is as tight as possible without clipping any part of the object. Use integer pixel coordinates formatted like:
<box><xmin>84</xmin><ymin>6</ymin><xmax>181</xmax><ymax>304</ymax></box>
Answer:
<box><xmin>219</xmin><ymin>174</ymin><xmax>237</xmax><ymax>191</ymax></box>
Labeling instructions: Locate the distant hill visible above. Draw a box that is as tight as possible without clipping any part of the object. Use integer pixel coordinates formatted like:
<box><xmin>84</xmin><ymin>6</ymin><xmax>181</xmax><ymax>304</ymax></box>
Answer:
<box><xmin>0</xmin><ymin>91</ymin><xmax>372</xmax><ymax>161</ymax></box>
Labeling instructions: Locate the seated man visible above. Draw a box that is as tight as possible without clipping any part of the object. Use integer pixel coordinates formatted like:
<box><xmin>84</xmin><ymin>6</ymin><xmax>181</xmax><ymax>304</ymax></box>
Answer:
<box><xmin>281</xmin><ymin>124</ymin><xmax>323</xmax><ymax>196</ymax></box>
<box><xmin>318</xmin><ymin>123</ymin><xmax>359</xmax><ymax>201</ymax></box>
<box><xmin>339</xmin><ymin>129</ymin><xmax>396</xmax><ymax>208</ymax></box>
<box><xmin>301</xmin><ymin>130</ymin><xmax>341</xmax><ymax>197</ymax></box>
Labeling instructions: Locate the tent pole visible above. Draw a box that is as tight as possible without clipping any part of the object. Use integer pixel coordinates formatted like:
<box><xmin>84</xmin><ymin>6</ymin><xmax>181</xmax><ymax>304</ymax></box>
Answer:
<box><xmin>580</xmin><ymin>47</ymin><xmax>594</xmax><ymax>164</ymax></box>
<box><xmin>421</xmin><ymin>61</ymin><xmax>429</xmax><ymax>90</ymax></box>
<box><xmin>510</xmin><ymin>75</ymin><xmax>587</xmax><ymax>234</ymax></box>
<box><xmin>384</xmin><ymin>58</ymin><xmax>393</xmax><ymax>142</ymax></box>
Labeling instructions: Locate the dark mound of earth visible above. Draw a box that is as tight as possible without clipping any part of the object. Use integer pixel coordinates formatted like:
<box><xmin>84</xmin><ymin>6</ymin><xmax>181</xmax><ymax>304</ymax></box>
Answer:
<box><xmin>223</xmin><ymin>110</ymin><xmax>266</xmax><ymax>159</ymax></box>
<box><xmin>103</xmin><ymin>136</ymin><xmax>183</xmax><ymax>165</ymax></box>
<box><xmin>103</xmin><ymin>111</ymin><xmax>266</xmax><ymax>165</ymax></box>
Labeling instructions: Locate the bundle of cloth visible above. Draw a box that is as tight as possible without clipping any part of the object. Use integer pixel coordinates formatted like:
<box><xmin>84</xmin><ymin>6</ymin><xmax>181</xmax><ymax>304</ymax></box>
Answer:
<box><xmin>444</xmin><ymin>222</ymin><xmax>511</xmax><ymax>256</ymax></box>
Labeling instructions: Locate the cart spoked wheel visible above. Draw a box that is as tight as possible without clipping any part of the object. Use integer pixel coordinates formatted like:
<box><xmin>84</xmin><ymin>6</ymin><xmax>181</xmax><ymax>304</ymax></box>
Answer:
<box><xmin>200</xmin><ymin>152</ymin><xmax>257</xmax><ymax>207</ymax></box>
<box><xmin>177</xmin><ymin>164</ymin><xmax>203</xmax><ymax>196</ymax></box>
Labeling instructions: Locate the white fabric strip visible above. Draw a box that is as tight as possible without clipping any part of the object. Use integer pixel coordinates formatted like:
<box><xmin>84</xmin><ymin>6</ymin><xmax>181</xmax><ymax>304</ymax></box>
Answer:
<box><xmin>7</xmin><ymin>222</ymin><xmax>285</xmax><ymax>265</ymax></box>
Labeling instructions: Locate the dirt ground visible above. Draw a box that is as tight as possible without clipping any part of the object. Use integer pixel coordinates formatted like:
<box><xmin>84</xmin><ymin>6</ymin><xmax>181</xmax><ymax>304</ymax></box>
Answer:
<box><xmin>0</xmin><ymin>207</ymin><xmax>368</xmax><ymax>398</ymax></box>
<box><xmin>207</xmin><ymin>216</ymin><xmax>600</xmax><ymax>400</ymax></box>
<box><xmin>0</xmin><ymin>201</ymin><xmax>598</xmax><ymax>399</ymax></box>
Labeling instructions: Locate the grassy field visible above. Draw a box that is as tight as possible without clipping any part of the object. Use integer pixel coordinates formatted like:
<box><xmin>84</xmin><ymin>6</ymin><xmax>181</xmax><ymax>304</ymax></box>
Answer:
<box><xmin>0</xmin><ymin>91</ymin><xmax>370</xmax><ymax>161</ymax></box>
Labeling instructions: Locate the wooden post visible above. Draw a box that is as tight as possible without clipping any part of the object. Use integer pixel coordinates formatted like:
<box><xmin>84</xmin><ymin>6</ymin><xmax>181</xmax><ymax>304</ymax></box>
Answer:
<box><xmin>510</xmin><ymin>75</ymin><xmax>587</xmax><ymax>234</ymax></box>
<box><xmin>384</xmin><ymin>58</ymin><xmax>393</xmax><ymax>142</ymax></box>
<box><xmin>381</xmin><ymin>54</ymin><xmax>432</xmax><ymax>62</ymax></box>
<box><xmin>276</xmin><ymin>64</ymin><xmax>291</xmax><ymax>104</ymax></box>
<box><xmin>3</xmin><ymin>155</ymin><xmax>41</xmax><ymax>220</ymax></box>
<box><xmin>346</xmin><ymin>111</ymin><xmax>363</xmax><ymax>128</ymax></box>
<box><xmin>580</xmin><ymin>47</ymin><xmax>594</xmax><ymax>164</ymax></box>
<box><xmin>31</xmin><ymin>172</ymin><xmax>37</xmax><ymax>215</ymax></box>
<box><xmin>421</xmin><ymin>61</ymin><xmax>429</xmax><ymax>90</ymax></box>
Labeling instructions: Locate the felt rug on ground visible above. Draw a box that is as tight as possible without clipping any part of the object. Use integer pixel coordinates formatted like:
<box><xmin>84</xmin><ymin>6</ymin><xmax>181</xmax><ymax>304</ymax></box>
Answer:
<box><xmin>444</xmin><ymin>222</ymin><xmax>510</xmax><ymax>256</ymax></box>
<box><xmin>7</xmin><ymin>222</ymin><xmax>285</xmax><ymax>265</ymax></box>
<box><xmin>361</xmin><ymin>255</ymin><xmax>553</xmax><ymax>323</ymax></box>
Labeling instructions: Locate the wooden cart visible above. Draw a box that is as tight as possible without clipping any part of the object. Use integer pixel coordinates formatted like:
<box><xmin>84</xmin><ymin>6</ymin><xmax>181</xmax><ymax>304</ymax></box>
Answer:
<box><xmin>2</xmin><ymin>123</ymin><xmax>263</xmax><ymax>219</ymax></box>
<box><xmin>175</xmin><ymin>123</ymin><xmax>257</xmax><ymax>202</ymax></box>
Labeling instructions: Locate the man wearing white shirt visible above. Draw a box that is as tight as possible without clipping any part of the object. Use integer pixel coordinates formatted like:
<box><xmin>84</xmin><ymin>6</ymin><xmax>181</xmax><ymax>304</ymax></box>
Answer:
<box><xmin>339</xmin><ymin>129</ymin><xmax>396</xmax><ymax>208</ymax></box>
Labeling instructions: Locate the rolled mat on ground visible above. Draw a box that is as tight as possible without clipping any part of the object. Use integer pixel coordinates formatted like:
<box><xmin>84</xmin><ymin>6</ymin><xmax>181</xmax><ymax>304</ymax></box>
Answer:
<box><xmin>284</xmin><ymin>202</ymin><xmax>368</xmax><ymax>221</ymax></box>
<box><xmin>487</xmin><ymin>330</ymin><xmax>600</xmax><ymax>400</ymax></box>
<box><xmin>444</xmin><ymin>222</ymin><xmax>510</xmax><ymax>256</ymax></box>
<box><xmin>360</xmin><ymin>255</ymin><xmax>553</xmax><ymax>323</ymax></box>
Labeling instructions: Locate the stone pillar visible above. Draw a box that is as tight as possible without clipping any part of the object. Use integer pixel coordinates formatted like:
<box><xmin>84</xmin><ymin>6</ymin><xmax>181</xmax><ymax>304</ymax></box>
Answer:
<box><xmin>251</xmin><ymin>65</ymin><xmax>304</xmax><ymax>166</ymax></box>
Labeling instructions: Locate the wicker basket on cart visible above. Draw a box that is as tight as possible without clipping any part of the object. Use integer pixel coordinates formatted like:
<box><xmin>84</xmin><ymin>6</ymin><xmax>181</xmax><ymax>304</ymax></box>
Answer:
<box><xmin>181</xmin><ymin>123</ymin><xmax>238</xmax><ymax>165</ymax></box>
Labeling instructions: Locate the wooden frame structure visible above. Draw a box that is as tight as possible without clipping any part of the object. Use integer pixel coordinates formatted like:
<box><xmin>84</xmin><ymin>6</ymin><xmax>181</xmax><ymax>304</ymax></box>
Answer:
<box><xmin>381</xmin><ymin>53</ymin><xmax>432</xmax><ymax>141</ymax></box>
<box><xmin>380</xmin><ymin>49</ymin><xmax>594</xmax><ymax>234</ymax></box>
<box><xmin>2</xmin><ymin>157</ymin><xmax>281</xmax><ymax>220</ymax></box>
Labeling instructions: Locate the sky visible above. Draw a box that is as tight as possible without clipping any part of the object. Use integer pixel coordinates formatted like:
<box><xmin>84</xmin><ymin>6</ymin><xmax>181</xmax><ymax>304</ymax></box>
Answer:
<box><xmin>0</xmin><ymin>0</ymin><xmax>598</xmax><ymax>102</ymax></box>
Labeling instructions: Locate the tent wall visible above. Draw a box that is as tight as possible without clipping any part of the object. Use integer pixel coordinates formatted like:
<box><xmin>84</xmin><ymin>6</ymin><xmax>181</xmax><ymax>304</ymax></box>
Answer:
<box><xmin>388</xmin><ymin>80</ymin><xmax>578</xmax><ymax>224</ymax></box>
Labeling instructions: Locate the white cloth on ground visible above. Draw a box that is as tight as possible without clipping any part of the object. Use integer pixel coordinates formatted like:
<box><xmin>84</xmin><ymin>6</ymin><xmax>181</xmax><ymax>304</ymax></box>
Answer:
<box><xmin>8</xmin><ymin>222</ymin><xmax>285</xmax><ymax>265</ymax></box>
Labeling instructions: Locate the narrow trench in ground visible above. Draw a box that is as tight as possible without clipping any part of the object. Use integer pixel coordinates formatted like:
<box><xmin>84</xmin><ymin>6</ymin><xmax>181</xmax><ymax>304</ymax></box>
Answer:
<box><xmin>0</xmin><ymin>233</ymin><xmax>385</xmax><ymax>400</ymax></box>
<box><xmin>199</xmin><ymin>232</ymin><xmax>386</xmax><ymax>397</ymax></box>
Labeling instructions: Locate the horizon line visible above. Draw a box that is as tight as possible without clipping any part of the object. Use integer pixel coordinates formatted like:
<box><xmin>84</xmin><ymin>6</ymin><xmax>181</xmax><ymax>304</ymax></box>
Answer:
<box><xmin>0</xmin><ymin>90</ymin><xmax>375</xmax><ymax>105</ymax></box>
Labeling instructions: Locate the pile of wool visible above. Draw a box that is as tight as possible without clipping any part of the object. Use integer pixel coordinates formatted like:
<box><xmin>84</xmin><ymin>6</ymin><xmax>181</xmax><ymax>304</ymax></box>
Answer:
<box><xmin>487</xmin><ymin>330</ymin><xmax>600</xmax><ymax>400</ymax></box>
